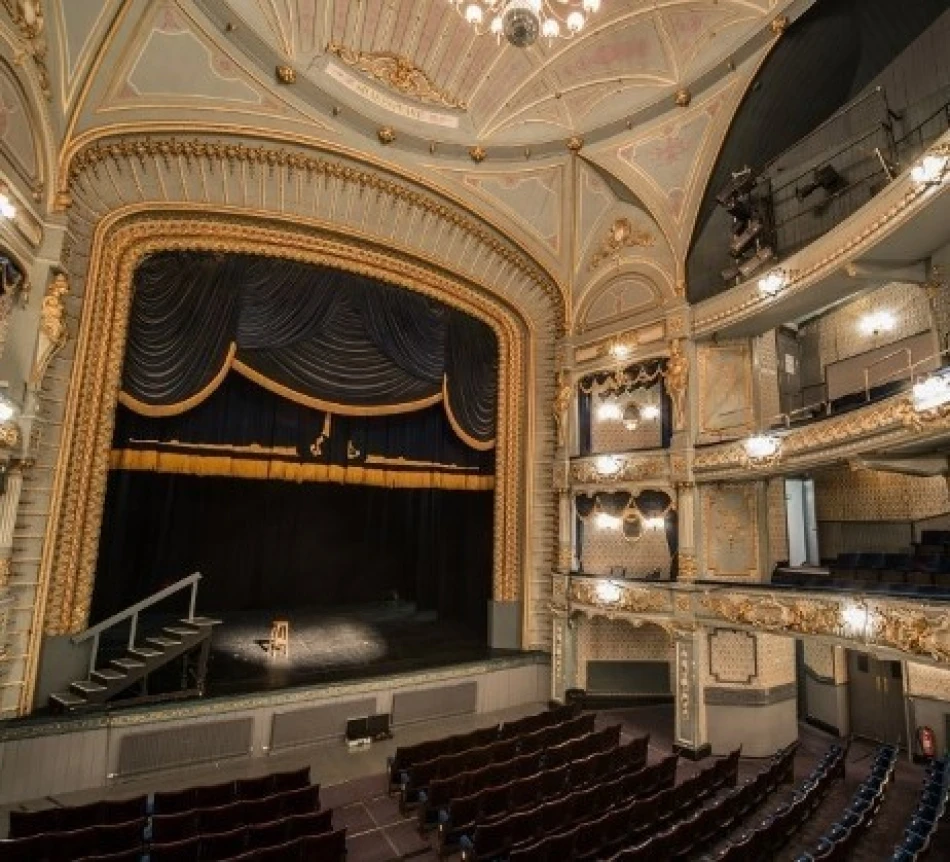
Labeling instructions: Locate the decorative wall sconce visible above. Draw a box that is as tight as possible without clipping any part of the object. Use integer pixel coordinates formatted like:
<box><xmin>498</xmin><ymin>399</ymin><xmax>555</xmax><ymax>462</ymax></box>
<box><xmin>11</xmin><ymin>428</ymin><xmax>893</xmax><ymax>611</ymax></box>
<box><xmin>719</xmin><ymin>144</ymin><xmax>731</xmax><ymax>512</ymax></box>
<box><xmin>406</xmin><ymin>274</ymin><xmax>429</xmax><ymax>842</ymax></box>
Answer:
<box><xmin>912</xmin><ymin>373</ymin><xmax>950</xmax><ymax>412</ymax></box>
<box><xmin>742</xmin><ymin>433</ymin><xmax>782</xmax><ymax>467</ymax></box>
<box><xmin>596</xmin><ymin>401</ymin><xmax>622</xmax><ymax>422</ymax></box>
<box><xmin>757</xmin><ymin>268</ymin><xmax>787</xmax><ymax>297</ymax></box>
<box><xmin>858</xmin><ymin>310</ymin><xmax>896</xmax><ymax>337</ymax></box>
<box><xmin>596</xmin><ymin>580</ymin><xmax>622</xmax><ymax>603</ymax></box>
<box><xmin>911</xmin><ymin>152</ymin><xmax>949</xmax><ymax>186</ymax></box>
<box><xmin>595</xmin><ymin>455</ymin><xmax>621</xmax><ymax>476</ymax></box>
<box><xmin>594</xmin><ymin>512</ymin><xmax>622</xmax><ymax>530</ymax></box>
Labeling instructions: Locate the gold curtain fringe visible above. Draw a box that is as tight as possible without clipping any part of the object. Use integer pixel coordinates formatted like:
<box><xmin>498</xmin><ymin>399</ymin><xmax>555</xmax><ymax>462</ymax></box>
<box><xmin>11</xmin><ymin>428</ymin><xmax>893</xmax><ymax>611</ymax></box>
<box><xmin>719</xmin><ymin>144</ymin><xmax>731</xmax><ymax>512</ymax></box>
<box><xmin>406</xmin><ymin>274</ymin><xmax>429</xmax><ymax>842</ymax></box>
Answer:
<box><xmin>109</xmin><ymin>449</ymin><xmax>495</xmax><ymax>492</ymax></box>
<box><xmin>442</xmin><ymin>375</ymin><xmax>496</xmax><ymax>451</ymax></box>
<box><xmin>118</xmin><ymin>343</ymin><xmax>238</xmax><ymax>417</ymax></box>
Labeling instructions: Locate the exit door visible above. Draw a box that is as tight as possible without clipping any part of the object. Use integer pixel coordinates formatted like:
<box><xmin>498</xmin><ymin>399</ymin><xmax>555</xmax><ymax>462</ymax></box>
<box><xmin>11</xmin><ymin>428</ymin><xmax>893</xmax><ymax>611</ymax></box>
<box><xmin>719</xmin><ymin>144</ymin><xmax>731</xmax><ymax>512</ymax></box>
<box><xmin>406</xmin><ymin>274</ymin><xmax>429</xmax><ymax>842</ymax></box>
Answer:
<box><xmin>847</xmin><ymin>651</ymin><xmax>907</xmax><ymax>747</ymax></box>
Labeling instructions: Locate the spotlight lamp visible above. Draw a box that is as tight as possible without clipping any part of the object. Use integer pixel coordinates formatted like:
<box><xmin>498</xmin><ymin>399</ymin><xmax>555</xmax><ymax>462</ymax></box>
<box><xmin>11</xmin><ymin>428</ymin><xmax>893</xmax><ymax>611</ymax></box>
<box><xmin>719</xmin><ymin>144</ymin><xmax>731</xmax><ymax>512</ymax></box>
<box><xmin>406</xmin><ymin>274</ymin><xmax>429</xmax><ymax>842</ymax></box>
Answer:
<box><xmin>910</xmin><ymin>150</ymin><xmax>949</xmax><ymax>186</ymax></box>
<box><xmin>757</xmin><ymin>269</ymin><xmax>787</xmax><ymax>298</ymax></box>
<box><xmin>912</xmin><ymin>373</ymin><xmax>950</xmax><ymax>412</ymax></box>
<box><xmin>0</xmin><ymin>185</ymin><xmax>16</xmax><ymax>220</ymax></box>
<box><xmin>742</xmin><ymin>433</ymin><xmax>782</xmax><ymax>467</ymax></box>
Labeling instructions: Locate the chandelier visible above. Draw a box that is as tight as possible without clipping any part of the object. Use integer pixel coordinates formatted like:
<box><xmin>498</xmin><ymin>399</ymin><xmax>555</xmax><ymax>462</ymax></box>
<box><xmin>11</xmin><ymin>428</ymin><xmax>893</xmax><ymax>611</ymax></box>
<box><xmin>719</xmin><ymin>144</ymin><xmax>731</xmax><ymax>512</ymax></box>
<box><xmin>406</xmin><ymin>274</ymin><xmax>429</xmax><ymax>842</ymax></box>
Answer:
<box><xmin>448</xmin><ymin>0</ymin><xmax>603</xmax><ymax>47</ymax></box>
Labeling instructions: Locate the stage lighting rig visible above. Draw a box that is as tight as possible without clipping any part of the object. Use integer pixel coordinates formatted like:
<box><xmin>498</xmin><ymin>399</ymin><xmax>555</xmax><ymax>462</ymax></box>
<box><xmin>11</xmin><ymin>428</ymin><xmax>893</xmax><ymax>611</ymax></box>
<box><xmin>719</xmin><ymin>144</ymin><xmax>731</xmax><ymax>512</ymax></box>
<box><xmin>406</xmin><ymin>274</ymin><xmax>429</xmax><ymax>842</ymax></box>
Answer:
<box><xmin>717</xmin><ymin>166</ymin><xmax>776</xmax><ymax>285</ymax></box>
<box><xmin>795</xmin><ymin>164</ymin><xmax>846</xmax><ymax>201</ymax></box>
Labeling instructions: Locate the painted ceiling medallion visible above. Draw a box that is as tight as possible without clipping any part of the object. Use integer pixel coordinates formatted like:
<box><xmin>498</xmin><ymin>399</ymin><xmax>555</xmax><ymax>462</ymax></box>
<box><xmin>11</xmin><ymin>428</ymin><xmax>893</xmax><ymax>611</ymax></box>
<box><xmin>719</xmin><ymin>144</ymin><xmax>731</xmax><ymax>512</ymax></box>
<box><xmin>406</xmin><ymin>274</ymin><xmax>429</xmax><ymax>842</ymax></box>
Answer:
<box><xmin>590</xmin><ymin>218</ymin><xmax>655</xmax><ymax>269</ymax></box>
<box><xmin>327</xmin><ymin>44</ymin><xmax>467</xmax><ymax>110</ymax></box>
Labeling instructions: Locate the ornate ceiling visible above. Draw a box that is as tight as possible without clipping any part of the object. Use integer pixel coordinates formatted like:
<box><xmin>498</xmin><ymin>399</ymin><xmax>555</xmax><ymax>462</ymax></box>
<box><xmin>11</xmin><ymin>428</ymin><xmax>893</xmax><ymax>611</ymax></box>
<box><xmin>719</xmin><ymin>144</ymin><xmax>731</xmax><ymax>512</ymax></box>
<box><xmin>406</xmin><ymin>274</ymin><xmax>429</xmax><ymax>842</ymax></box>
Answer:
<box><xmin>4</xmin><ymin>0</ymin><xmax>814</xmax><ymax>340</ymax></box>
<box><xmin>209</xmin><ymin>0</ymin><xmax>795</xmax><ymax>146</ymax></box>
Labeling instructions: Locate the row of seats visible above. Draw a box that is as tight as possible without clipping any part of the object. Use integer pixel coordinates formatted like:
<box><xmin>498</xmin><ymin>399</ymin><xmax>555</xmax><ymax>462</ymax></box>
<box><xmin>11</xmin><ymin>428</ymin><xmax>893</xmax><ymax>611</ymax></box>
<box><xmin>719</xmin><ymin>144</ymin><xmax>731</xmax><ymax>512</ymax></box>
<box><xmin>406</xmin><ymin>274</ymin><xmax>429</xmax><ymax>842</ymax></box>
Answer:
<box><xmin>417</xmin><ymin>725</ymin><xmax>638</xmax><ymax>829</ymax></box>
<box><xmin>439</xmin><ymin>734</ymin><xmax>650</xmax><ymax>852</ymax></box>
<box><xmin>772</xmin><ymin>567</ymin><xmax>950</xmax><ymax>597</ymax></box>
<box><xmin>609</xmin><ymin>746</ymin><xmax>797</xmax><ymax>862</ymax></box>
<box><xmin>892</xmin><ymin>755</ymin><xmax>950</xmax><ymax>860</ymax></box>
<box><xmin>8</xmin><ymin>766</ymin><xmax>312</xmax><ymax>838</ymax></box>
<box><xmin>387</xmin><ymin>703</ymin><xmax>578</xmax><ymax>792</ymax></box>
<box><xmin>702</xmin><ymin>742</ymin><xmax>846</xmax><ymax>862</ymax></box>
<box><xmin>400</xmin><ymin>712</ymin><xmax>597</xmax><ymax>809</ymax></box>
<box><xmin>460</xmin><ymin>749</ymin><xmax>744</xmax><ymax>862</ymax></box>
<box><xmin>795</xmin><ymin>744</ymin><xmax>897</xmax><ymax>861</ymax></box>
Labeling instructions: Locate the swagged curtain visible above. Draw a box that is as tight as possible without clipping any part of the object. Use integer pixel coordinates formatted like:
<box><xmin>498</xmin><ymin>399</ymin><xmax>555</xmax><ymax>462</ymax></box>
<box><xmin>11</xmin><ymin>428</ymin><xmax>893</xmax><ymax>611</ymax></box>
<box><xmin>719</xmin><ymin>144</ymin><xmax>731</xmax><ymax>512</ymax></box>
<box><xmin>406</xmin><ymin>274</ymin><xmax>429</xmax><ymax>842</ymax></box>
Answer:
<box><xmin>121</xmin><ymin>251</ymin><xmax>497</xmax><ymax>449</ymax></box>
<box><xmin>577</xmin><ymin>358</ymin><xmax>671</xmax><ymax>454</ymax></box>
<box><xmin>574</xmin><ymin>489</ymin><xmax>677</xmax><ymax>574</ymax></box>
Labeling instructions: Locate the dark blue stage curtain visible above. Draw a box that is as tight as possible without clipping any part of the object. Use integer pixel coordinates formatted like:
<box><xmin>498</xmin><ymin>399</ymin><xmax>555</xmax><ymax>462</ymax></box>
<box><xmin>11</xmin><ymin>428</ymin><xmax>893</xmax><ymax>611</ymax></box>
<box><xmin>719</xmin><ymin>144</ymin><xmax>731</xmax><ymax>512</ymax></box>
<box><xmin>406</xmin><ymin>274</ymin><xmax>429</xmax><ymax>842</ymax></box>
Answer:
<box><xmin>577</xmin><ymin>358</ymin><xmax>671</xmax><ymax>455</ymax></box>
<box><xmin>121</xmin><ymin>251</ymin><xmax>497</xmax><ymax>449</ymax></box>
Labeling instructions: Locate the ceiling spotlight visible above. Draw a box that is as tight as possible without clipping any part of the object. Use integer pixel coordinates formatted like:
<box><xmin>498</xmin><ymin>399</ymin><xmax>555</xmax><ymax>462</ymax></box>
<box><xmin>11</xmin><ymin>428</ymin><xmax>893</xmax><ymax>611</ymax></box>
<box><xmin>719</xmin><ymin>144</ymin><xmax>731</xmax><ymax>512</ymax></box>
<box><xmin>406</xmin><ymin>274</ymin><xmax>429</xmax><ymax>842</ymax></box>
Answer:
<box><xmin>595</xmin><ymin>455</ymin><xmax>621</xmax><ymax>475</ymax></box>
<box><xmin>858</xmin><ymin>310</ymin><xmax>896</xmax><ymax>336</ymax></box>
<box><xmin>0</xmin><ymin>187</ymin><xmax>15</xmax><ymax>220</ymax></box>
<box><xmin>911</xmin><ymin>153</ymin><xmax>949</xmax><ymax>185</ymax></box>
<box><xmin>912</xmin><ymin>374</ymin><xmax>950</xmax><ymax>412</ymax></box>
<box><xmin>743</xmin><ymin>433</ymin><xmax>781</xmax><ymax>466</ymax></box>
<box><xmin>596</xmin><ymin>580</ymin><xmax>622</xmax><ymax>602</ymax></box>
<box><xmin>594</xmin><ymin>512</ymin><xmax>622</xmax><ymax>530</ymax></box>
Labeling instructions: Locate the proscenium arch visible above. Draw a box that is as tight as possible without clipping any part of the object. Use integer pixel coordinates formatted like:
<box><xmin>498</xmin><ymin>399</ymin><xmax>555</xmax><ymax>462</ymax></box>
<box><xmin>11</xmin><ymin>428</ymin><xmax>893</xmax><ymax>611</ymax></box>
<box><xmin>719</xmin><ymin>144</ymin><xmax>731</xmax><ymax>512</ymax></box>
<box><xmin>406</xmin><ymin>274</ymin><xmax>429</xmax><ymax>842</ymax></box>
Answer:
<box><xmin>30</xmin><ymin>205</ymin><xmax>538</xmax><ymax>705</ymax></box>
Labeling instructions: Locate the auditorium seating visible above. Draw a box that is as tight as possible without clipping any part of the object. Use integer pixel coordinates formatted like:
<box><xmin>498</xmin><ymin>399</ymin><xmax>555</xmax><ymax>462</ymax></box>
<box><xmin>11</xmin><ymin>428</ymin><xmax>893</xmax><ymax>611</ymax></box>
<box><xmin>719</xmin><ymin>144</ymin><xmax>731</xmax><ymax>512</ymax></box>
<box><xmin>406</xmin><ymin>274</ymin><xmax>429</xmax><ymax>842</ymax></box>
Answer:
<box><xmin>793</xmin><ymin>743</ymin><xmax>896</xmax><ymax>861</ymax></box>
<box><xmin>457</xmin><ymin>747</ymin><xmax>754</xmax><ymax>862</ymax></box>
<box><xmin>400</xmin><ymin>710</ymin><xmax>595</xmax><ymax>811</ymax></box>
<box><xmin>890</xmin><ymin>754</ymin><xmax>949</xmax><ymax>860</ymax></box>
<box><xmin>0</xmin><ymin>765</ymin><xmax>343</xmax><ymax>862</ymax></box>
<box><xmin>388</xmin><ymin>703</ymin><xmax>579</xmax><ymax>794</ymax></box>
<box><xmin>702</xmin><ymin>741</ymin><xmax>847</xmax><ymax>862</ymax></box>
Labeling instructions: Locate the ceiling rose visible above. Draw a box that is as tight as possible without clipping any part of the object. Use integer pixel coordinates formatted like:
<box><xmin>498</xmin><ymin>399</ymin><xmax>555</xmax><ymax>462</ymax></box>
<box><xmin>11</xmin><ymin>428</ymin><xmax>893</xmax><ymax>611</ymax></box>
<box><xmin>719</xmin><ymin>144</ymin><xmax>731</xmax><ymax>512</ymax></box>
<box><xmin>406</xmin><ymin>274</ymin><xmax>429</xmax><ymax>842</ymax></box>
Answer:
<box><xmin>449</xmin><ymin>0</ymin><xmax>602</xmax><ymax>47</ymax></box>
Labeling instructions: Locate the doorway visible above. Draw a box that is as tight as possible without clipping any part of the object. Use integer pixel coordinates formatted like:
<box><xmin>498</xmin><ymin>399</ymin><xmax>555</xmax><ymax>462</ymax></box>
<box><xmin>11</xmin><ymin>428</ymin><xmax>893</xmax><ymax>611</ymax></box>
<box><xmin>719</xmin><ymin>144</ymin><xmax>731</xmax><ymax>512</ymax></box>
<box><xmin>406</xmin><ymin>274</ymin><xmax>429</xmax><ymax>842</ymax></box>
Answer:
<box><xmin>847</xmin><ymin>650</ymin><xmax>907</xmax><ymax>747</ymax></box>
<box><xmin>785</xmin><ymin>478</ymin><xmax>819</xmax><ymax>565</ymax></box>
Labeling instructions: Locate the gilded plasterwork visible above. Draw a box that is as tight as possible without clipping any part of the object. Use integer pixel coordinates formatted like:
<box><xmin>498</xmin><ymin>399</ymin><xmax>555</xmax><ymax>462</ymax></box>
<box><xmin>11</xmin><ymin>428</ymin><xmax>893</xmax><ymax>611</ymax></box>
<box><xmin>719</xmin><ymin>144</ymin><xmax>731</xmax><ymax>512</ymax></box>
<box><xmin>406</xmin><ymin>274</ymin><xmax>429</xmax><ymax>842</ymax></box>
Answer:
<box><xmin>40</xmin><ymin>214</ymin><xmax>528</xmax><ymax>636</ymax></box>
<box><xmin>697</xmin><ymin>342</ymin><xmax>753</xmax><ymax>438</ymax></box>
<box><xmin>569</xmin><ymin>579</ymin><xmax>672</xmax><ymax>615</ymax></box>
<box><xmin>570</xmin><ymin>452</ymin><xmax>669</xmax><ymax>485</ymax></box>
<box><xmin>327</xmin><ymin>44</ymin><xmax>466</xmax><ymax>109</ymax></box>
<box><xmin>703</xmin><ymin>484</ymin><xmax>758</xmax><ymax>577</ymax></box>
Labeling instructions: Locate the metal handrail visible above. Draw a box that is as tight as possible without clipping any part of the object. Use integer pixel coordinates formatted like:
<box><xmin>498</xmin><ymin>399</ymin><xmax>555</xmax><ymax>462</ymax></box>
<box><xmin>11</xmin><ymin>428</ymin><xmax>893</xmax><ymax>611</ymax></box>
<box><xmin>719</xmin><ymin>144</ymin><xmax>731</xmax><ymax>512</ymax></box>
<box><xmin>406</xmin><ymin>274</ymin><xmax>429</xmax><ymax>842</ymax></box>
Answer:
<box><xmin>863</xmin><ymin>347</ymin><xmax>912</xmax><ymax>400</ymax></box>
<box><xmin>72</xmin><ymin>572</ymin><xmax>202</xmax><ymax>677</ymax></box>
<box><xmin>769</xmin><ymin>345</ymin><xmax>950</xmax><ymax>429</ymax></box>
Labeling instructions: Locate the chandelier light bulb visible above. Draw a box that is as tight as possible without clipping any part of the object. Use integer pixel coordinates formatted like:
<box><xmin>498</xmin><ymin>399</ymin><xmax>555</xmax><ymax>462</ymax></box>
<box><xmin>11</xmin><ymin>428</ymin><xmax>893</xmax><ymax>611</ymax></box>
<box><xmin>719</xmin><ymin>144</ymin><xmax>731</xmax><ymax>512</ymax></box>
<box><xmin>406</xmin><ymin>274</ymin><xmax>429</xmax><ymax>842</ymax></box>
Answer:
<box><xmin>465</xmin><ymin>3</ymin><xmax>484</xmax><ymax>24</ymax></box>
<box><xmin>583</xmin><ymin>0</ymin><xmax>601</xmax><ymax>12</ymax></box>
<box><xmin>490</xmin><ymin>15</ymin><xmax>504</xmax><ymax>34</ymax></box>
<box><xmin>542</xmin><ymin>18</ymin><xmax>560</xmax><ymax>38</ymax></box>
<box><xmin>567</xmin><ymin>11</ymin><xmax>585</xmax><ymax>32</ymax></box>
<box><xmin>453</xmin><ymin>0</ymin><xmax>602</xmax><ymax>46</ymax></box>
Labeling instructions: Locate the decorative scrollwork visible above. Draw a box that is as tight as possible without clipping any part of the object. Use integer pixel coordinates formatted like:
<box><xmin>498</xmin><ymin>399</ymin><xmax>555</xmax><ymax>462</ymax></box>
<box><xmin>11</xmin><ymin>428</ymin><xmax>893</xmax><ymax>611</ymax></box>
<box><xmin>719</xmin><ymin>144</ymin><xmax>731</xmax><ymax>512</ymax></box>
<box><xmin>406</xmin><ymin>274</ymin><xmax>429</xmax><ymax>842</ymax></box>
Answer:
<box><xmin>590</xmin><ymin>218</ymin><xmax>655</xmax><ymax>270</ymax></box>
<box><xmin>327</xmin><ymin>43</ymin><xmax>467</xmax><ymax>109</ymax></box>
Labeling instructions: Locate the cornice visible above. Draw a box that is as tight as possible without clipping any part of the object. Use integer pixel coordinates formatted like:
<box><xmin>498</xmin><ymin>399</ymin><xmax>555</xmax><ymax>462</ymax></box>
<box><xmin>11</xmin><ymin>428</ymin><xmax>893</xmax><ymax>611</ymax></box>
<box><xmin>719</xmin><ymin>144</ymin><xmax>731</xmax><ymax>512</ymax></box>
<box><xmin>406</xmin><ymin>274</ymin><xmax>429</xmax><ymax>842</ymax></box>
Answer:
<box><xmin>570</xmin><ymin>451</ymin><xmax>671</xmax><ymax>488</ymax></box>
<box><xmin>690</xmin><ymin>393</ymin><xmax>950</xmax><ymax>481</ymax></box>
<box><xmin>57</xmin><ymin>129</ymin><xmax>566</xmax><ymax>327</ymax></box>
<box><xmin>554</xmin><ymin>574</ymin><xmax>950</xmax><ymax>667</ymax></box>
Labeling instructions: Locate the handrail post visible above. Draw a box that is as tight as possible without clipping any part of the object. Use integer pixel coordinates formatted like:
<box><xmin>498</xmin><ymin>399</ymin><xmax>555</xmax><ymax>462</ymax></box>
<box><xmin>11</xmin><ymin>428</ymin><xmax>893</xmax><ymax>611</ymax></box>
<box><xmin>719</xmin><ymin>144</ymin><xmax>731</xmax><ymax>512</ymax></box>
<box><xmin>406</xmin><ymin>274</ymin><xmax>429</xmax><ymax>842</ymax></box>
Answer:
<box><xmin>89</xmin><ymin>632</ymin><xmax>99</xmax><ymax>677</ymax></box>
<box><xmin>128</xmin><ymin>612</ymin><xmax>137</xmax><ymax>650</ymax></box>
<box><xmin>188</xmin><ymin>579</ymin><xmax>198</xmax><ymax>621</ymax></box>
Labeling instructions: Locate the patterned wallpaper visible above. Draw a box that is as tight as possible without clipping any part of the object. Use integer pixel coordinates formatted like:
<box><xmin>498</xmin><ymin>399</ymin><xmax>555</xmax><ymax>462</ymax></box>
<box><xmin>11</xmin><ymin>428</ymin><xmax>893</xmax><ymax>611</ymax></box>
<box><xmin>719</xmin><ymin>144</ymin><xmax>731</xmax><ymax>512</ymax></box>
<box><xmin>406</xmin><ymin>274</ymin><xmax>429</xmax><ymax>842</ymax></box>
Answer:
<box><xmin>756</xmin><ymin>331</ymin><xmax>781</xmax><ymax>427</ymax></box>
<box><xmin>590</xmin><ymin>383</ymin><xmax>664</xmax><ymax>453</ymax></box>
<box><xmin>800</xmin><ymin>282</ymin><xmax>932</xmax><ymax>386</ymax></box>
<box><xmin>703</xmin><ymin>630</ymin><xmax>795</xmax><ymax>690</ymax></box>
<box><xmin>581</xmin><ymin>521</ymin><xmax>672</xmax><ymax>578</ymax></box>
<box><xmin>768</xmin><ymin>478</ymin><xmax>789</xmax><ymax>567</ymax></box>
<box><xmin>907</xmin><ymin>662</ymin><xmax>950</xmax><ymax>701</ymax></box>
<box><xmin>815</xmin><ymin>466</ymin><xmax>950</xmax><ymax>522</ymax></box>
<box><xmin>818</xmin><ymin>521</ymin><xmax>915</xmax><ymax>558</ymax></box>
<box><xmin>575</xmin><ymin>617</ymin><xmax>673</xmax><ymax>689</ymax></box>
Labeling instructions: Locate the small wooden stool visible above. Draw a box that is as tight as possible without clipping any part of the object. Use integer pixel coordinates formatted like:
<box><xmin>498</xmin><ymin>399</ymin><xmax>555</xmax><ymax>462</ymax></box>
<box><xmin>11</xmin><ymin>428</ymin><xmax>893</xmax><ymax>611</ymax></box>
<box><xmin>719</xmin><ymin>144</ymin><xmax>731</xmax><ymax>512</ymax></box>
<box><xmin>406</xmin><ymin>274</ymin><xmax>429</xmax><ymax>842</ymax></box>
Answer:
<box><xmin>269</xmin><ymin>619</ymin><xmax>289</xmax><ymax>658</ymax></box>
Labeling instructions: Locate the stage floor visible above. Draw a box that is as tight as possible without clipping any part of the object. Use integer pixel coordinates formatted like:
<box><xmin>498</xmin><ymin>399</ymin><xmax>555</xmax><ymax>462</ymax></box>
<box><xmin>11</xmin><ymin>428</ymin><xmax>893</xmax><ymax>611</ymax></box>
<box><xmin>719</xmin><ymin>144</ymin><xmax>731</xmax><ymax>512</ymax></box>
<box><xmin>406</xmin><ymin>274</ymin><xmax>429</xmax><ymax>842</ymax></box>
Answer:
<box><xmin>150</xmin><ymin>601</ymin><xmax>508</xmax><ymax>698</ymax></box>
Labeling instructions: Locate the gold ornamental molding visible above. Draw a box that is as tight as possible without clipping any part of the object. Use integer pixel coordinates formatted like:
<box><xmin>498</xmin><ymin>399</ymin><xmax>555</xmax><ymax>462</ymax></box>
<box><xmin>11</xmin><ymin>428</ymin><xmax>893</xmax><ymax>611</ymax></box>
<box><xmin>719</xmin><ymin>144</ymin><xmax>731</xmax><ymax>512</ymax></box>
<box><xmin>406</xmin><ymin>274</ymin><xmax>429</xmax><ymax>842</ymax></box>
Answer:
<box><xmin>551</xmin><ymin>575</ymin><xmax>950</xmax><ymax>667</ymax></box>
<box><xmin>589</xmin><ymin>218</ymin><xmax>655</xmax><ymax>271</ymax></box>
<box><xmin>570</xmin><ymin>452</ymin><xmax>669</xmax><ymax>486</ymax></box>
<box><xmin>1</xmin><ymin>0</ymin><xmax>50</xmax><ymax>99</ymax></box>
<box><xmin>326</xmin><ymin>43</ymin><xmax>467</xmax><ymax>110</ymax></box>
<box><xmin>60</xmin><ymin>136</ymin><xmax>564</xmax><ymax>330</ymax></box>
<box><xmin>35</xmin><ymin>211</ymin><xmax>529</xmax><ymax>664</ymax></box>
<box><xmin>691</xmin><ymin>395</ymin><xmax>947</xmax><ymax>479</ymax></box>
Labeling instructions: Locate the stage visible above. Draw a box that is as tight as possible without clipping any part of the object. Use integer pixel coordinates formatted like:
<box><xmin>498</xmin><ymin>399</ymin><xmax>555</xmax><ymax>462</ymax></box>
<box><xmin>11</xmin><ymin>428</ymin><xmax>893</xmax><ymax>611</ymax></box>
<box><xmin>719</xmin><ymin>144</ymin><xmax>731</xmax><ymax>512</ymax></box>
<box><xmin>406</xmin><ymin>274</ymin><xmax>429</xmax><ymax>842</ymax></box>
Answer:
<box><xmin>84</xmin><ymin>601</ymin><xmax>507</xmax><ymax>702</ymax></box>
